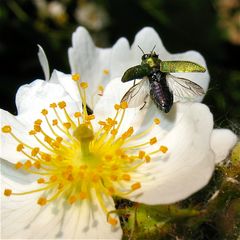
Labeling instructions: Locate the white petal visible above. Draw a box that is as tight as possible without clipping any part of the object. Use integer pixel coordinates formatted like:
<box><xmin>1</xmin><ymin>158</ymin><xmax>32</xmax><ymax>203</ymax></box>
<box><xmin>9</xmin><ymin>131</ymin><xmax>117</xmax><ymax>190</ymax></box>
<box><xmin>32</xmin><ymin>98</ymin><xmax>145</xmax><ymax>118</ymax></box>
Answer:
<box><xmin>110</xmin><ymin>37</ymin><xmax>131</xmax><ymax>79</ymax></box>
<box><xmin>211</xmin><ymin>129</ymin><xmax>238</xmax><ymax>163</ymax></box>
<box><xmin>68</xmin><ymin>27</ymin><xmax>111</xmax><ymax>102</ymax></box>
<box><xmin>50</xmin><ymin>70</ymin><xmax>81</xmax><ymax>102</ymax></box>
<box><xmin>127</xmin><ymin>103</ymin><xmax>215</xmax><ymax>204</ymax></box>
<box><xmin>15</xmin><ymin>79</ymin><xmax>80</xmax><ymax>125</ymax></box>
<box><xmin>0</xmin><ymin>110</ymin><xmax>37</xmax><ymax>163</ymax></box>
<box><xmin>37</xmin><ymin>45</ymin><xmax>50</xmax><ymax>81</ymax></box>
<box><xmin>1</xmin><ymin>162</ymin><xmax>122</xmax><ymax>239</ymax></box>
<box><xmin>131</xmin><ymin>27</ymin><xmax>169</xmax><ymax>63</ymax></box>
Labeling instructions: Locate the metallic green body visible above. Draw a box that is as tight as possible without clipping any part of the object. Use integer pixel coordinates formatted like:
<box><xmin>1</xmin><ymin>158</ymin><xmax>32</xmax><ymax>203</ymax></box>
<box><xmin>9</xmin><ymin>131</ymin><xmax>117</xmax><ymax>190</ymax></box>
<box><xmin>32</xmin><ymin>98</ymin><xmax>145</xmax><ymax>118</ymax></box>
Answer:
<box><xmin>121</xmin><ymin>52</ymin><xmax>206</xmax><ymax>83</ymax></box>
<box><xmin>160</xmin><ymin>61</ymin><xmax>206</xmax><ymax>73</ymax></box>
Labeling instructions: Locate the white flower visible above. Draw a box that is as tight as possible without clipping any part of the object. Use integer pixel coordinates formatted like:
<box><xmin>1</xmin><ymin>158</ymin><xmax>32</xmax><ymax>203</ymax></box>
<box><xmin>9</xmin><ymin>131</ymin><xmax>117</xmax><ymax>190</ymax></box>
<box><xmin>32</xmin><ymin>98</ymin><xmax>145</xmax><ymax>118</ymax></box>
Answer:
<box><xmin>1</xmin><ymin>28</ymin><xmax>237</xmax><ymax>239</ymax></box>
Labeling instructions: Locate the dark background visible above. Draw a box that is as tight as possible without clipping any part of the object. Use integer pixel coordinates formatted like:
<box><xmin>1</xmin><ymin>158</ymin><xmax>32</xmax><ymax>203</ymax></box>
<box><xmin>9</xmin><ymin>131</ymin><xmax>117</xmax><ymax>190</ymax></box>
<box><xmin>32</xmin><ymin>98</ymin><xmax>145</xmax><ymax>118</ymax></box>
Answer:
<box><xmin>0</xmin><ymin>0</ymin><xmax>239</xmax><ymax>131</ymax></box>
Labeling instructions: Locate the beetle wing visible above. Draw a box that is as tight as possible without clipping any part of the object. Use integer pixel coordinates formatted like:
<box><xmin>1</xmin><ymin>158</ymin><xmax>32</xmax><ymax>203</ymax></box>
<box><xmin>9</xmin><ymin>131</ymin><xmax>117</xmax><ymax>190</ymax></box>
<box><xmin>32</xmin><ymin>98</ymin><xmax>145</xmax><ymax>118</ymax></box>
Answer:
<box><xmin>121</xmin><ymin>78</ymin><xmax>150</xmax><ymax>108</ymax></box>
<box><xmin>160</xmin><ymin>61</ymin><xmax>206</xmax><ymax>73</ymax></box>
<box><xmin>166</xmin><ymin>74</ymin><xmax>205</xmax><ymax>102</ymax></box>
<box><xmin>121</xmin><ymin>64</ymin><xmax>152</xmax><ymax>82</ymax></box>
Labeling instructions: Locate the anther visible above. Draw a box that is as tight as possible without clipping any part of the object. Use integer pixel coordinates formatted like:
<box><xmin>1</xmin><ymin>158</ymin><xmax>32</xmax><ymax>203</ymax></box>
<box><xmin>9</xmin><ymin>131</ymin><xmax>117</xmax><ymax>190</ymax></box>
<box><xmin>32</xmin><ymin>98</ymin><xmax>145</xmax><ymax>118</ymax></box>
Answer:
<box><xmin>31</xmin><ymin>147</ymin><xmax>40</xmax><ymax>157</ymax></box>
<box><xmin>80</xmin><ymin>82</ymin><xmax>88</xmax><ymax>89</ymax></box>
<box><xmin>154</xmin><ymin>118</ymin><xmax>160</xmax><ymax>125</ymax></box>
<box><xmin>4</xmin><ymin>189</ymin><xmax>12</xmax><ymax>197</ymax></box>
<box><xmin>72</xmin><ymin>73</ymin><xmax>80</xmax><ymax>81</ymax></box>
<box><xmin>145</xmin><ymin>155</ymin><xmax>151</xmax><ymax>163</ymax></box>
<box><xmin>108</xmin><ymin>217</ymin><xmax>118</xmax><ymax>226</ymax></box>
<box><xmin>103</xmin><ymin>69</ymin><xmax>109</xmax><ymax>75</ymax></box>
<box><xmin>98</xmin><ymin>85</ymin><xmax>104</xmax><ymax>96</ymax></box>
<box><xmin>34</xmin><ymin>161</ymin><xmax>41</xmax><ymax>169</ymax></box>
<box><xmin>114</xmin><ymin>104</ymin><xmax>120</xmax><ymax>110</ymax></box>
<box><xmin>29</xmin><ymin>130</ymin><xmax>36</xmax><ymax>135</ymax></box>
<box><xmin>131</xmin><ymin>182</ymin><xmax>141</xmax><ymax>190</ymax></box>
<box><xmin>79</xmin><ymin>192</ymin><xmax>87</xmax><ymax>200</ymax></box>
<box><xmin>86</xmin><ymin>115</ymin><xmax>95</xmax><ymax>121</ymax></box>
<box><xmin>37</xmin><ymin>197</ymin><xmax>47</xmax><ymax>206</ymax></box>
<box><xmin>2</xmin><ymin>125</ymin><xmax>12</xmax><ymax>133</ymax></box>
<box><xmin>34</xmin><ymin>124</ymin><xmax>41</xmax><ymax>132</ymax></box>
<box><xmin>160</xmin><ymin>145</ymin><xmax>168</xmax><ymax>153</ymax></box>
<box><xmin>16</xmin><ymin>143</ymin><xmax>24</xmax><ymax>152</ymax></box>
<box><xmin>24</xmin><ymin>160</ymin><xmax>32</xmax><ymax>169</ymax></box>
<box><xmin>138</xmin><ymin>151</ymin><xmax>145</xmax><ymax>159</ymax></box>
<box><xmin>15</xmin><ymin>162</ymin><xmax>23</xmax><ymax>169</ymax></box>
<box><xmin>150</xmin><ymin>137</ymin><xmax>157</xmax><ymax>145</ymax></box>
<box><xmin>68</xmin><ymin>195</ymin><xmax>77</xmax><ymax>204</ymax></box>
<box><xmin>41</xmin><ymin>109</ymin><xmax>48</xmax><ymax>116</ymax></box>
<box><xmin>37</xmin><ymin>178</ymin><xmax>45</xmax><ymax>184</ymax></box>
<box><xmin>50</xmin><ymin>103</ymin><xmax>57</xmax><ymax>108</ymax></box>
<box><xmin>58</xmin><ymin>101</ymin><xmax>66</xmax><ymax>109</ymax></box>
<box><xmin>120</xmin><ymin>101</ymin><xmax>128</xmax><ymax>109</ymax></box>
<box><xmin>63</xmin><ymin>122</ymin><xmax>71</xmax><ymax>129</ymax></box>
<box><xmin>74</xmin><ymin>112</ymin><xmax>81</xmax><ymax>118</ymax></box>
<box><xmin>122</xmin><ymin>174</ymin><xmax>131</xmax><ymax>181</ymax></box>
<box><xmin>34</xmin><ymin>119</ymin><xmax>42</xmax><ymax>125</ymax></box>
<box><xmin>52</xmin><ymin>119</ymin><xmax>58</xmax><ymax>126</ymax></box>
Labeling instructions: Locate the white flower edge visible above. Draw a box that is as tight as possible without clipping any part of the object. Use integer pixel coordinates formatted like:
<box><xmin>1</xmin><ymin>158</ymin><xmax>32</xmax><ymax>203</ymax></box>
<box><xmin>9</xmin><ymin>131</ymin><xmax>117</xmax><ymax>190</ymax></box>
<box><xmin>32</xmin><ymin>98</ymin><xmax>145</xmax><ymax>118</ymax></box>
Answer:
<box><xmin>66</xmin><ymin>26</ymin><xmax>209</xmax><ymax>105</ymax></box>
<box><xmin>211</xmin><ymin>129</ymin><xmax>238</xmax><ymax>163</ymax></box>
<box><xmin>1</xmin><ymin>160</ymin><xmax>122</xmax><ymax>239</ymax></box>
<box><xmin>94</xmin><ymin>77</ymin><xmax>238</xmax><ymax>166</ymax></box>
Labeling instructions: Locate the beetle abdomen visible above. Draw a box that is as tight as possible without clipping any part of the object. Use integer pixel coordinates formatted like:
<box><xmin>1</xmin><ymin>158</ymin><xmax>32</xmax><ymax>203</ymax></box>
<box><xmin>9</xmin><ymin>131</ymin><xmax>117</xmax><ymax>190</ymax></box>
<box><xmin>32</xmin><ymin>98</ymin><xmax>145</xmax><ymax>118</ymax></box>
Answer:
<box><xmin>149</xmin><ymin>72</ymin><xmax>173</xmax><ymax>113</ymax></box>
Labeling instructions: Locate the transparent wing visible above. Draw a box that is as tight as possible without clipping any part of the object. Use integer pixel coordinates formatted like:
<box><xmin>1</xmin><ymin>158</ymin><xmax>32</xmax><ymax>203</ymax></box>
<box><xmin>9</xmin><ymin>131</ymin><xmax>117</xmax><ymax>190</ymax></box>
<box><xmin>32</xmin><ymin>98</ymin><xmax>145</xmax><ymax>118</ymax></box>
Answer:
<box><xmin>121</xmin><ymin>78</ymin><xmax>149</xmax><ymax>108</ymax></box>
<box><xmin>166</xmin><ymin>74</ymin><xmax>205</xmax><ymax>102</ymax></box>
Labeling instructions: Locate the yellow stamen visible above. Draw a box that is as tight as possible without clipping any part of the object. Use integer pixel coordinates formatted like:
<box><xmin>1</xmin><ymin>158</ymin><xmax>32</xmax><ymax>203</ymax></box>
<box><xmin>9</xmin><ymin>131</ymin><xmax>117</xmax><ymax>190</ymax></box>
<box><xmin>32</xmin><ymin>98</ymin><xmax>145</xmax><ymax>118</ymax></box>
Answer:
<box><xmin>41</xmin><ymin>109</ymin><xmax>48</xmax><ymax>116</ymax></box>
<box><xmin>103</xmin><ymin>69</ymin><xmax>109</xmax><ymax>75</ymax></box>
<box><xmin>15</xmin><ymin>162</ymin><xmax>23</xmax><ymax>169</ymax></box>
<box><xmin>131</xmin><ymin>182</ymin><xmax>141</xmax><ymax>190</ymax></box>
<box><xmin>4</xmin><ymin>189</ymin><xmax>12</xmax><ymax>196</ymax></box>
<box><xmin>160</xmin><ymin>145</ymin><xmax>168</xmax><ymax>153</ymax></box>
<box><xmin>58</xmin><ymin>101</ymin><xmax>66</xmax><ymax>109</ymax></box>
<box><xmin>72</xmin><ymin>73</ymin><xmax>80</xmax><ymax>81</ymax></box>
<box><xmin>150</xmin><ymin>137</ymin><xmax>157</xmax><ymax>145</ymax></box>
<box><xmin>37</xmin><ymin>197</ymin><xmax>47</xmax><ymax>206</ymax></box>
<box><xmin>108</xmin><ymin>217</ymin><xmax>118</xmax><ymax>226</ymax></box>
<box><xmin>2</xmin><ymin>125</ymin><xmax>12</xmax><ymax>133</ymax></box>
<box><xmin>80</xmin><ymin>82</ymin><xmax>88</xmax><ymax>89</ymax></box>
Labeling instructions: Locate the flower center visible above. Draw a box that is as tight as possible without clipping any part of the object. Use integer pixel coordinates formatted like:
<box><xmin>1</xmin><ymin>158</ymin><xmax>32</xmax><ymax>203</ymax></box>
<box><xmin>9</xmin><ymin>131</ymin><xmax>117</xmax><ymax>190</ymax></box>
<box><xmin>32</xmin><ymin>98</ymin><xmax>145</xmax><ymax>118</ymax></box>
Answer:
<box><xmin>2</xmin><ymin>73</ymin><xmax>168</xmax><ymax>226</ymax></box>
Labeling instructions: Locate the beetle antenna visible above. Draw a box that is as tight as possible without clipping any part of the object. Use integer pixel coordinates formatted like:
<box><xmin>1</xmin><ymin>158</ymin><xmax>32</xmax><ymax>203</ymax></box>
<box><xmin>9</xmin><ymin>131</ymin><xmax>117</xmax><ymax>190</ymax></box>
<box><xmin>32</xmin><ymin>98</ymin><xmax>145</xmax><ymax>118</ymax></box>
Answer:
<box><xmin>138</xmin><ymin>45</ymin><xmax>145</xmax><ymax>54</ymax></box>
<box><xmin>151</xmin><ymin>45</ymin><xmax>156</xmax><ymax>54</ymax></box>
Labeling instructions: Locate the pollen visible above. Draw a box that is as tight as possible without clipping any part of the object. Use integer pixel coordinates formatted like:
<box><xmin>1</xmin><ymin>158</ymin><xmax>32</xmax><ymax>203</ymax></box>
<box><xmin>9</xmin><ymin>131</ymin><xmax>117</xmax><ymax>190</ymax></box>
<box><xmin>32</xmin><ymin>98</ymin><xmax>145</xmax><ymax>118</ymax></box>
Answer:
<box><xmin>108</xmin><ymin>217</ymin><xmax>118</xmax><ymax>226</ymax></box>
<box><xmin>4</xmin><ymin>189</ymin><xmax>12</xmax><ymax>196</ymax></box>
<box><xmin>120</xmin><ymin>101</ymin><xmax>128</xmax><ymax>109</ymax></box>
<box><xmin>16</xmin><ymin>143</ymin><xmax>24</xmax><ymax>152</ymax></box>
<box><xmin>34</xmin><ymin>119</ymin><xmax>42</xmax><ymax>125</ymax></box>
<box><xmin>58</xmin><ymin>101</ymin><xmax>66</xmax><ymax>109</ymax></box>
<box><xmin>154</xmin><ymin>118</ymin><xmax>161</xmax><ymax>125</ymax></box>
<box><xmin>103</xmin><ymin>69</ymin><xmax>109</xmax><ymax>75</ymax></box>
<box><xmin>24</xmin><ymin>160</ymin><xmax>32</xmax><ymax>169</ymax></box>
<box><xmin>72</xmin><ymin>73</ymin><xmax>80</xmax><ymax>81</ymax></box>
<box><xmin>15</xmin><ymin>162</ymin><xmax>23</xmax><ymax>169</ymax></box>
<box><xmin>31</xmin><ymin>147</ymin><xmax>40</xmax><ymax>157</ymax></box>
<box><xmin>122</xmin><ymin>174</ymin><xmax>131</xmax><ymax>181</ymax></box>
<box><xmin>80</xmin><ymin>82</ymin><xmax>88</xmax><ymax>89</ymax></box>
<box><xmin>138</xmin><ymin>151</ymin><xmax>145</xmax><ymax>159</ymax></box>
<box><xmin>37</xmin><ymin>197</ymin><xmax>47</xmax><ymax>206</ymax></box>
<box><xmin>74</xmin><ymin>112</ymin><xmax>81</xmax><ymax>118</ymax></box>
<box><xmin>68</xmin><ymin>195</ymin><xmax>77</xmax><ymax>204</ymax></box>
<box><xmin>50</xmin><ymin>103</ymin><xmax>57</xmax><ymax>108</ymax></box>
<box><xmin>114</xmin><ymin>104</ymin><xmax>120</xmax><ymax>110</ymax></box>
<box><xmin>79</xmin><ymin>192</ymin><xmax>87</xmax><ymax>200</ymax></box>
<box><xmin>37</xmin><ymin>178</ymin><xmax>45</xmax><ymax>184</ymax></box>
<box><xmin>150</xmin><ymin>137</ymin><xmax>157</xmax><ymax>145</ymax></box>
<box><xmin>160</xmin><ymin>145</ymin><xmax>168</xmax><ymax>153</ymax></box>
<box><xmin>2</xmin><ymin>125</ymin><xmax>12</xmax><ymax>133</ymax></box>
<box><xmin>131</xmin><ymin>182</ymin><xmax>141</xmax><ymax>190</ymax></box>
<box><xmin>41</xmin><ymin>109</ymin><xmax>48</xmax><ymax>116</ymax></box>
